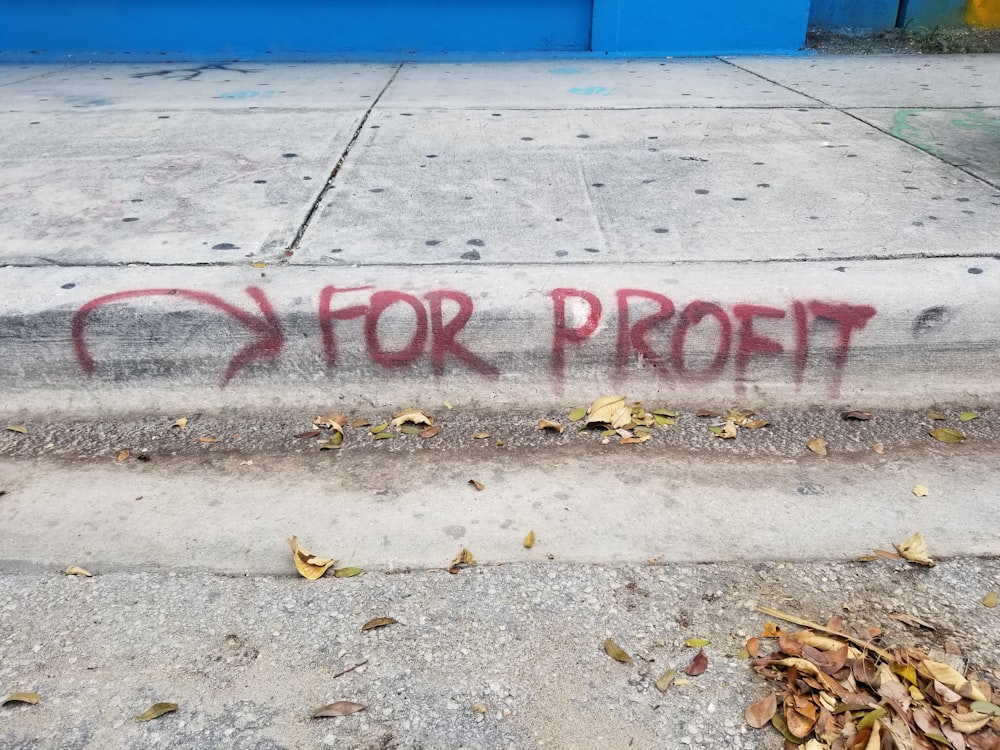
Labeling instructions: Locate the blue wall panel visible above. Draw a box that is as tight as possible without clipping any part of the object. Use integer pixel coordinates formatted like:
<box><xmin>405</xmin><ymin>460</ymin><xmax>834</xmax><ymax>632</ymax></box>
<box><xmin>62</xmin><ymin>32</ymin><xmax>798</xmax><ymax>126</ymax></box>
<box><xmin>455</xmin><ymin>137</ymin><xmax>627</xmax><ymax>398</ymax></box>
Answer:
<box><xmin>0</xmin><ymin>0</ymin><xmax>593</xmax><ymax>60</ymax></box>
<box><xmin>902</xmin><ymin>0</ymin><xmax>968</xmax><ymax>27</ymax></box>
<box><xmin>592</xmin><ymin>0</ymin><xmax>810</xmax><ymax>55</ymax></box>
<box><xmin>808</xmin><ymin>0</ymin><xmax>900</xmax><ymax>28</ymax></box>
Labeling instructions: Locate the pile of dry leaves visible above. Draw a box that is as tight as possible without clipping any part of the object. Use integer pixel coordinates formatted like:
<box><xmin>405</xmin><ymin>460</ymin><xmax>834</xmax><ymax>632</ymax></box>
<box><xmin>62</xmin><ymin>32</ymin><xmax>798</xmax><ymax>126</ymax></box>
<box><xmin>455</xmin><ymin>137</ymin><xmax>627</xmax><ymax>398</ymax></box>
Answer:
<box><xmin>748</xmin><ymin>610</ymin><xmax>1000</xmax><ymax>750</ymax></box>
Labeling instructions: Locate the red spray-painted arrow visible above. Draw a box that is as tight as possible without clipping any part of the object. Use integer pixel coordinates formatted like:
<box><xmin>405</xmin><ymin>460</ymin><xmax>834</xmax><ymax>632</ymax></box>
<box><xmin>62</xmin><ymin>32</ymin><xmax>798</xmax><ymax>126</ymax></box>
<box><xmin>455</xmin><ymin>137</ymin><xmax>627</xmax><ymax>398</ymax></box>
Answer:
<box><xmin>72</xmin><ymin>286</ymin><xmax>284</xmax><ymax>387</ymax></box>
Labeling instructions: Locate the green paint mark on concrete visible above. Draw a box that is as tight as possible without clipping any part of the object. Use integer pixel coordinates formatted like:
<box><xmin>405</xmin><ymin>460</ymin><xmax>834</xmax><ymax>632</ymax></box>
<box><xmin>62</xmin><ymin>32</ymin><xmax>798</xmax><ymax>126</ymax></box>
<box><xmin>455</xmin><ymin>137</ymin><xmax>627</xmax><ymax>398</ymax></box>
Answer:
<box><xmin>950</xmin><ymin>109</ymin><xmax>1000</xmax><ymax>136</ymax></box>
<box><xmin>889</xmin><ymin>109</ymin><xmax>945</xmax><ymax>158</ymax></box>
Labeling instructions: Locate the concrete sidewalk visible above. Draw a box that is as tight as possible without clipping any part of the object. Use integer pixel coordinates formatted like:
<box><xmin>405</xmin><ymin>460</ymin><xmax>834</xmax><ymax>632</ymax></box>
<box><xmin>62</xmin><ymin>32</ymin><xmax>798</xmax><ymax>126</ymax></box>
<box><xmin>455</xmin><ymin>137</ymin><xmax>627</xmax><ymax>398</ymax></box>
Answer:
<box><xmin>1</xmin><ymin>56</ymin><xmax>998</xmax><ymax>417</ymax></box>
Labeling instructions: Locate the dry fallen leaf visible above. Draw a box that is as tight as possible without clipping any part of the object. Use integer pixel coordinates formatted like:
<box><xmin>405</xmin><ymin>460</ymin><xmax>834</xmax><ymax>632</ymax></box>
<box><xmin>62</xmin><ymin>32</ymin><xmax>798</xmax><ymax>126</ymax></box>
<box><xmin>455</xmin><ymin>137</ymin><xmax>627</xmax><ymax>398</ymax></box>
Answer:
<box><xmin>841</xmin><ymin>411</ymin><xmax>872</xmax><ymax>421</ymax></box>
<box><xmin>333</xmin><ymin>567</ymin><xmax>362</xmax><ymax>578</ymax></box>
<box><xmin>471</xmin><ymin>431</ymin><xmax>491</xmax><ymax>439</ymax></box>
<box><xmin>468</xmin><ymin>479</ymin><xmax>485</xmax><ymax>491</ymax></box>
<box><xmin>684</xmin><ymin>648</ymin><xmax>708</xmax><ymax>676</ymax></box>
<box><xmin>296</xmin><ymin>430</ymin><xmax>321</xmax><ymax>439</ymax></box>
<box><xmin>171</xmin><ymin>417</ymin><xmax>188</xmax><ymax>430</ymax></box>
<box><xmin>391</xmin><ymin>409</ymin><xmax>433</xmax><ymax>428</ymax></box>
<box><xmin>806</xmin><ymin>438</ymin><xmax>828</xmax><ymax>456</ymax></box>
<box><xmin>348</xmin><ymin>418</ymin><xmax>371</xmax><ymax>428</ymax></box>
<box><xmin>685</xmin><ymin>637</ymin><xmax>710</xmax><ymax>648</ymax></box>
<box><xmin>603</xmin><ymin>637</ymin><xmax>632</xmax><ymax>664</ymax></box>
<box><xmin>537</xmin><ymin>419</ymin><xmax>564</xmax><ymax>433</ymax></box>
<box><xmin>743</xmin><ymin>419</ymin><xmax>770</xmax><ymax>429</ymax></box>
<box><xmin>452</xmin><ymin>548</ymin><xmax>476</xmax><ymax>567</ymax></box>
<box><xmin>5</xmin><ymin>425</ymin><xmax>27</xmax><ymax>434</ymax></box>
<box><xmin>745</xmin><ymin>693</ymin><xmax>777</xmax><ymax>729</ymax></box>
<box><xmin>895</xmin><ymin>532</ymin><xmax>935</xmax><ymax>567</ymax></box>
<box><xmin>313</xmin><ymin>701</ymin><xmax>366</xmax><ymax>718</ymax></box>
<box><xmin>926</xmin><ymin>411</ymin><xmax>948</xmax><ymax>420</ymax></box>
<box><xmin>523</xmin><ymin>530</ymin><xmax>535</xmax><ymax>549</ymax></box>
<box><xmin>369</xmin><ymin>422</ymin><xmax>389</xmax><ymax>434</ymax></box>
<box><xmin>984</xmin><ymin>591</ymin><xmax>998</xmax><ymax>608</ymax></box>
<box><xmin>620</xmin><ymin>434</ymin><xmax>651</xmax><ymax>445</ymax></box>
<box><xmin>287</xmin><ymin>536</ymin><xmax>337</xmax><ymax>580</ymax></box>
<box><xmin>960</xmin><ymin>411</ymin><xmax>980</xmax><ymax>422</ymax></box>
<box><xmin>872</xmin><ymin>443</ymin><xmax>885</xmax><ymax>454</ymax></box>
<box><xmin>912</xmin><ymin>485</ymin><xmax>930</xmax><ymax>497</ymax></box>
<box><xmin>929</xmin><ymin>427</ymin><xmax>966</xmax><ymax>444</ymax></box>
<box><xmin>314</xmin><ymin>413</ymin><xmax>347</xmax><ymax>433</ymax></box>
<box><xmin>420</xmin><ymin>425</ymin><xmax>441</xmax><ymax>439</ymax></box>
<box><xmin>116</xmin><ymin>450</ymin><xmax>130</xmax><ymax>462</ymax></box>
<box><xmin>319</xmin><ymin>432</ymin><xmax>344</xmax><ymax>450</ymax></box>
<box><xmin>136</xmin><ymin>702</ymin><xmax>178</xmax><ymax>722</ymax></box>
<box><xmin>1</xmin><ymin>692</ymin><xmax>40</xmax><ymax>706</ymax></box>
<box><xmin>361</xmin><ymin>617</ymin><xmax>398</xmax><ymax>632</ymax></box>
<box><xmin>65</xmin><ymin>566</ymin><xmax>93</xmax><ymax>577</ymax></box>
<box><xmin>709</xmin><ymin>419</ymin><xmax>738</xmax><ymax>439</ymax></box>
<box><xmin>655</xmin><ymin>667</ymin><xmax>677</xmax><ymax>692</ymax></box>
<box><xmin>888</xmin><ymin>611</ymin><xmax>936</xmax><ymax>630</ymax></box>
<box><xmin>198</xmin><ymin>436</ymin><xmax>218</xmax><ymax>443</ymax></box>
<box><xmin>586</xmin><ymin>396</ymin><xmax>627</xmax><ymax>425</ymax></box>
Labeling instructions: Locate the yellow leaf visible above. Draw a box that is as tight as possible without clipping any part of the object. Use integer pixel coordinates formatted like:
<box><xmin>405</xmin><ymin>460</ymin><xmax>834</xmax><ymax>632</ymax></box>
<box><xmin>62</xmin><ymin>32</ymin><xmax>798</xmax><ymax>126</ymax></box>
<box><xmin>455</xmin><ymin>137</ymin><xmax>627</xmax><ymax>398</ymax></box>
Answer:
<box><xmin>116</xmin><ymin>450</ymin><xmax>130</xmax><ymax>462</ymax></box>
<box><xmin>655</xmin><ymin>668</ymin><xmax>677</xmax><ymax>692</ymax></box>
<box><xmin>136</xmin><ymin>702</ymin><xmax>178</xmax><ymax>722</ymax></box>
<box><xmin>710</xmin><ymin>419</ymin><xmax>738</xmax><ymax>439</ymax></box>
<box><xmin>372</xmin><ymin>431</ymin><xmax>396</xmax><ymax>440</ymax></box>
<box><xmin>926</xmin><ymin>411</ymin><xmax>948</xmax><ymax>420</ymax></box>
<box><xmin>5</xmin><ymin>425</ymin><xmax>27</xmax><ymax>434</ymax></box>
<box><xmin>586</xmin><ymin>396</ymin><xmax>626</xmax><ymax>425</ymax></box>
<box><xmin>619</xmin><ymin>434</ymin><xmax>651</xmax><ymax>445</ymax></box>
<box><xmin>603</xmin><ymin>637</ymin><xmax>632</xmax><ymax>664</ymax></box>
<box><xmin>443</xmin><ymin>402</ymin><xmax>453</xmax><ymax>410</ymax></box>
<box><xmin>912</xmin><ymin>485</ymin><xmax>929</xmax><ymax>497</ymax></box>
<box><xmin>171</xmin><ymin>417</ymin><xmax>188</xmax><ymax>430</ymax></box>
<box><xmin>398</xmin><ymin>424</ymin><xmax>424</xmax><ymax>435</ymax></box>
<box><xmin>471</xmin><ymin>431</ymin><xmax>491</xmax><ymax>439</ymax></box>
<box><xmin>895</xmin><ymin>532</ymin><xmax>935</xmax><ymax>567</ymax></box>
<box><xmin>468</xmin><ymin>479</ymin><xmax>485</xmax><ymax>491</ymax></box>
<box><xmin>960</xmin><ymin>411</ymin><xmax>980</xmax><ymax>422</ymax></box>
<box><xmin>287</xmin><ymin>536</ymin><xmax>337</xmax><ymax>580</ymax></box>
<box><xmin>654</xmin><ymin>415</ymin><xmax>676</xmax><ymax>426</ymax></box>
<box><xmin>743</xmin><ymin>419</ymin><xmax>769</xmax><ymax>429</ymax></box>
<box><xmin>806</xmin><ymin>437</ymin><xmax>828</xmax><ymax>456</ymax></box>
<box><xmin>251</xmin><ymin>261</ymin><xmax>266</xmax><ymax>269</ymax></box>
<box><xmin>391</xmin><ymin>409</ymin><xmax>433</xmax><ymax>427</ymax></box>
<box><xmin>567</xmin><ymin>408</ymin><xmax>587</xmax><ymax>422</ymax></box>
<box><xmin>929</xmin><ymin>427</ymin><xmax>965</xmax><ymax>443</ymax></box>
<box><xmin>369</xmin><ymin>422</ymin><xmax>389</xmax><ymax>434</ymax></box>
<box><xmin>1</xmin><ymin>692</ymin><xmax>40</xmax><ymax>706</ymax></box>
<box><xmin>333</xmin><ymin>567</ymin><xmax>362</xmax><ymax>578</ymax></box>
<box><xmin>984</xmin><ymin>591</ymin><xmax>998</xmax><ymax>608</ymax></box>
<box><xmin>348</xmin><ymin>418</ymin><xmax>371</xmax><ymax>428</ymax></box>
<box><xmin>537</xmin><ymin>418</ymin><xmax>564</xmax><ymax>433</ymax></box>
<box><xmin>65</xmin><ymin>566</ymin><xmax>93</xmax><ymax>577</ymax></box>
<box><xmin>452</xmin><ymin>548</ymin><xmax>476</xmax><ymax>566</ymax></box>
<box><xmin>361</xmin><ymin>617</ymin><xmax>398</xmax><ymax>632</ymax></box>
<box><xmin>652</xmin><ymin>408</ymin><xmax>679</xmax><ymax>418</ymax></box>
<box><xmin>523</xmin><ymin>530</ymin><xmax>535</xmax><ymax>549</ymax></box>
<box><xmin>685</xmin><ymin>637</ymin><xmax>710</xmax><ymax>648</ymax></box>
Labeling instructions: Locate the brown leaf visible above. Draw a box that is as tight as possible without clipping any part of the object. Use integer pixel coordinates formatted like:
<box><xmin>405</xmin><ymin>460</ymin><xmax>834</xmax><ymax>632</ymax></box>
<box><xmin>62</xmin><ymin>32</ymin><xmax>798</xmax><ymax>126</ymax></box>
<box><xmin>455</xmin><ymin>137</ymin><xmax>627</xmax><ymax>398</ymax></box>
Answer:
<box><xmin>348</xmin><ymin>418</ymin><xmax>371</xmax><ymax>428</ymax></box>
<box><xmin>1</xmin><ymin>692</ymin><xmax>40</xmax><ymax>706</ymax></box>
<box><xmin>314</xmin><ymin>413</ymin><xmax>347</xmax><ymax>432</ymax></box>
<box><xmin>537</xmin><ymin>418</ymin><xmax>564</xmax><ymax>433</ymax></box>
<box><xmin>784</xmin><ymin>695</ymin><xmax>819</xmax><ymax>738</ymax></box>
<box><xmin>745</xmin><ymin>693</ymin><xmax>777</xmax><ymax>728</ymax></box>
<box><xmin>746</xmin><ymin>637</ymin><xmax>761</xmax><ymax>658</ymax></box>
<box><xmin>471</xmin><ymin>431</ymin><xmax>491</xmax><ymax>439</ymax></box>
<box><xmin>926</xmin><ymin>411</ymin><xmax>948</xmax><ymax>420</ymax></box>
<box><xmin>420</xmin><ymin>425</ymin><xmax>441</xmax><ymax>439</ymax></box>
<box><xmin>619</xmin><ymin>435</ymin><xmax>651</xmax><ymax>445</ymax></box>
<box><xmin>361</xmin><ymin>617</ymin><xmax>398</xmax><ymax>632</ymax></box>
<box><xmin>841</xmin><ymin>411</ymin><xmax>873</xmax><ymax>421</ymax></box>
<box><xmin>888</xmin><ymin>611</ymin><xmax>936</xmax><ymax>630</ymax></box>
<box><xmin>391</xmin><ymin>409</ymin><xmax>433</xmax><ymax>427</ymax></box>
<box><xmin>65</xmin><ymin>565</ymin><xmax>93</xmax><ymax>577</ymax></box>
<box><xmin>603</xmin><ymin>637</ymin><xmax>632</xmax><ymax>664</ymax></box>
<box><xmin>295</xmin><ymin>430</ymin><xmax>321</xmax><ymax>439</ymax></box>
<box><xmin>523</xmin><ymin>530</ymin><xmax>535</xmax><ymax>549</ymax></box>
<box><xmin>696</xmin><ymin>410</ymin><xmax>720</xmax><ymax>418</ymax></box>
<box><xmin>313</xmin><ymin>701</ymin><xmax>366</xmax><ymax>718</ymax></box>
<box><xmin>872</xmin><ymin>443</ymin><xmax>885</xmax><ymax>454</ymax></box>
<box><xmin>684</xmin><ymin>648</ymin><xmax>708</xmax><ymax>676</ymax></box>
<box><xmin>287</xmin><ymin>536</ymin><xmax>337</xmax><ymax>580</ymax></box>
<box><xmin>743</xmin><ymin>419</ymin><xmax>770</xmax><ymax>429</ymax></box>
<box><xmin>586</xmin><ymin>396</ymin><xmax>626</xmax><ymax>425</ymax></box>
<box><xmin>806</xmin><ymin>437</ymin><xmax>828</xmax><ymax>456</ymax></box>
<box><xmin>116</xmin><ymin>449</ymin><xmax>130</xmax><ymax>462</ymax></box>
<box><xmin>198</xmin><ymin>436</ymin><xmax>218</xmax><ymax>443</ymax></box>
<box><xmin>136</xmin><ymin>702</ymin><xmax>178</xmax><ymax>722</ymax></box>
<box><xmin>468</xmin><ymin>479</ymin><xmax>485</xmax><ymax>491</ymax></box>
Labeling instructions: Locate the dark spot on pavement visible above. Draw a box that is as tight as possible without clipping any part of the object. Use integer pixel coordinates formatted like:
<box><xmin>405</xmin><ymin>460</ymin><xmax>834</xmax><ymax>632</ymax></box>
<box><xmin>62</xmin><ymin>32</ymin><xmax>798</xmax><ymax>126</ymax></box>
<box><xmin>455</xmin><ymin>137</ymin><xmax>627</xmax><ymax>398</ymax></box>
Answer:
<box><xmin>834</xmin><ymin>266</ymin><xmax>847</xmax><ymax>272</ymax></box>
<box><xmin>653</xmin><ymin>228</ymin><xmax>669</xmax><ymax>234</ymax></box>
<box><xmin>466</xmin><ymin>239</ymin><xmax>485</xmax><ymax>247</ymax></box>
<box><xmin>521</xmin><ymin>137</ymin><xmax>534</xmax><ymax>141</ymax></box>
<box><xmin>282</xmin><ymin>153</ymin><xmax>298</xmax><ymax>158</ymax></box>
<box><xmin>584</xmin><ymin>247</ymin><xmax>600</xmax><ymax>253</ymax></box>
<box><xmin>369</xmin><ymin>188</ymin><xmax>384</xmax><ymax>193</ymax></box>
<box><xmin>254</xmin><ymin>180</ymin><xmax>267</xmax><ymax>184</ymax></box>
<box><xmin>555</xmin><ymin>250</ymin><xmax>568</xmax><ymax>257</ymax></box>
<box><xmin>425</xmin><ymin>154</ymin><xmax>437</xmax><ymax>158</ymax></box>
<box><xmin>797</xmin><ymin>482</ymin><xmax>825</xmax><ymax>496</ymax></box>
<box><xmin>212</xmin><ymin>243</ymin><xmax>239</xmax><ymax>250</ymax></box>
<box><xmin>461</xmin><ymin>250</ymin><xmax>481</xmax><ymax>261</ymax></box>
<box><xmin>695</xmin><ymin>189</ymin><xmax>709</xmax><ymax>195</ymax></box>
<box><xmin>425</xmin><ymin>240</ymin><xmax>441</xmax><ymax>246</ymax></box>
<box><xmin>912</xmin><ymin>306</ymin><xmax>952</xmax><ymax>335</ymax></box>
<box><xmin>732</xmin><ymin>197</ymin><xmax>747</xmax><ymax>201</ymax></box>
<box><xmin>968</xmin><ymin>267</ymin><xmax>983</xmax><ymax>274</ymax></box>
<box><xmin>302</xmin><ymin>176</ymin><xmax>312</xmax><ymax>180</ymax></box>
<box><xmin>122</xmin><ymin>217</ymin><xmax>139</xmax><ymax>222</ymax></box>
<box><xmin>577</xmin><ymin>134</ymin><xmax>590</xmax><ymax>139</ymax></box>
<box><xmin>61</xmin><ymin>283</ymin><xmax>76</xmax><ymax>289</ymax></box>
<box><xmin>757</xmin><ymin>183</ymin><xmax>770</xmax><ymax>188</ymax></box>
<box><xmin>592</xmin><ymin>183</ymin><xmax>605</xmax><ymax>188</ymax></box>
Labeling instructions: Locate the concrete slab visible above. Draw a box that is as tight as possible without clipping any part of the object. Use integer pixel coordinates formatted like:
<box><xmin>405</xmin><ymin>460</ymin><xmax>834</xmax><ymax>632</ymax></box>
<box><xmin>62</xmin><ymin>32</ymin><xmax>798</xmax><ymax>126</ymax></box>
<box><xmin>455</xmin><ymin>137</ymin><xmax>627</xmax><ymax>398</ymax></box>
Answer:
<box><xmin>724</xmin><ymin>54</ymin><xmax>1000</xmax><ymax>108</ymax></box>
<box><xmin>380</xmin><ymin>60</ymin><xmax>817</xmax><ymax>109</ymax></box>
<box><xmin>0</xmin><ymin>110</ymin><xmax>363</xmax><ymax>265</ymax></box>
<box><xmin>0</xmin><ymin>257</ymin><xmax>995</xmax><ymax>418</ymax></box>
<box><xmin>851</xmin><ymin>107</ymin><xmax>1000</xmax><ymax>186</ymax></box>
<box><xmin>0</xmin><ymin>63</ymin><xmax>76</xmax><ymax>86</ymax></box>
<box><xmin>1</xmin><ymin>62</ymin><xmax>398</xmax><ymax>112</ymax></box>
<box><xmin>295</xmin><ymin>107</ymin><xmax>999</xmax><ymax>265</ymax></box>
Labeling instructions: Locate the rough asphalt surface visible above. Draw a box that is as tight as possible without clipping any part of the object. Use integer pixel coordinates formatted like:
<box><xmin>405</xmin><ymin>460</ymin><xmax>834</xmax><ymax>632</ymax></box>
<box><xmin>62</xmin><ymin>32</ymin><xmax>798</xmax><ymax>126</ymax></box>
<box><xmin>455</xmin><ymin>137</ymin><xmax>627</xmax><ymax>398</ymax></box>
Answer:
<box><xmin>3</xmin><ymin>560</ymin><xmax>999</xmax><ymax>749</ymax></box>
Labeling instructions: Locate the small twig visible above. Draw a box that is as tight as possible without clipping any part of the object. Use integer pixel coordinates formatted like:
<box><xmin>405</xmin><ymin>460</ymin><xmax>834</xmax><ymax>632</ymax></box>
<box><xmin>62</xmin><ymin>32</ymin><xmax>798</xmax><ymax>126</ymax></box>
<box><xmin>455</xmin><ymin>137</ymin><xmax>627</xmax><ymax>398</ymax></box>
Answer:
<box><xmin>332</xmin><ymin>660</ymin><xmax>368</xmax><ymax>679</ymax></box>
<box><xmin>757</xmin><ymin>605</ymin><xmax>892</xmax><ymax>662</ymax></box>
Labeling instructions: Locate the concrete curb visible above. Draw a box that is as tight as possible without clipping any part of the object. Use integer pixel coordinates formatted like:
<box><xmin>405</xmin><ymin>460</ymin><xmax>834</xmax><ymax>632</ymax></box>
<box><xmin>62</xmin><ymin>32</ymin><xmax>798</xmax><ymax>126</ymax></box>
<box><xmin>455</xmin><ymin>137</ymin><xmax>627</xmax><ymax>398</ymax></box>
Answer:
<box><xmin>1</xmin><ymin>255</ymin><xmax>996</xmax><ymax>418</ymax></box>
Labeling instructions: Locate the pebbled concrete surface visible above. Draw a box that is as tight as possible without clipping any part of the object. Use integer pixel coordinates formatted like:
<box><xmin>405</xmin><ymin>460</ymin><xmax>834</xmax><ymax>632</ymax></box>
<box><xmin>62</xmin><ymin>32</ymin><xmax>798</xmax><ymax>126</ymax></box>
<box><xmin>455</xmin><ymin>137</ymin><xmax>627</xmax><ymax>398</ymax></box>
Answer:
<box><xmin>2</xmin><ymin>560</ymin><xmax>999</xmax><ymax>749</ymax></box>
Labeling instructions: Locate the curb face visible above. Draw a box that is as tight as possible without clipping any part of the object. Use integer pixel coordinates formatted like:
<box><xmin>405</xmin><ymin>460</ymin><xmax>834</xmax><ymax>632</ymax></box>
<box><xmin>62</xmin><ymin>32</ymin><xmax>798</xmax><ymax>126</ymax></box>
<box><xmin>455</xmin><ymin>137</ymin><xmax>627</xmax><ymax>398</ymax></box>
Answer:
<box><xmin>2</xmin><ymin>257</ymin><xmax>996</xmax><ymax>417</ymax></box>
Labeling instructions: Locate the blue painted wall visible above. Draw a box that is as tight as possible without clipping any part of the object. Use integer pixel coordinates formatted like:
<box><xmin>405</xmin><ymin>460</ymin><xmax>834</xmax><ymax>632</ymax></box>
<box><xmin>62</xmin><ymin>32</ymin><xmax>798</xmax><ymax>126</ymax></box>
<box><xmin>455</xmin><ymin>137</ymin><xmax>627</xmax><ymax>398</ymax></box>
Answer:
<box><xmin>0</xmin><ymin>0</ymin><xmax>593</xmax><ymax>60</ymax></box>
<box><xmin>808</xmin><ymin>0</ymin><xmax>900</xmax><ymax>27</ymax></box>
<box><xmin>901</xmin><ymin>0</ymin><xmax>968</xmax><ymax>27</ymax></box>
<box><xmin>593</xmin><ymin>0</ymin><xmax>810</xmax><ymax>55</ymax></box>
